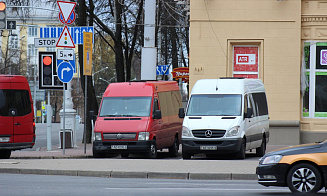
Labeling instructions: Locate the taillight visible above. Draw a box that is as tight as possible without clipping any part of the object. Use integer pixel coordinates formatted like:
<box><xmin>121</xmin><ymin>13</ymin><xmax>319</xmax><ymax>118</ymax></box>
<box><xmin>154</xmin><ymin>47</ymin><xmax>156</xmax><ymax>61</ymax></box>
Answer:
<box><xmin>33</xmin><ymin>116</ymin><xmax>36</xmax><ymax>132</ymax></box>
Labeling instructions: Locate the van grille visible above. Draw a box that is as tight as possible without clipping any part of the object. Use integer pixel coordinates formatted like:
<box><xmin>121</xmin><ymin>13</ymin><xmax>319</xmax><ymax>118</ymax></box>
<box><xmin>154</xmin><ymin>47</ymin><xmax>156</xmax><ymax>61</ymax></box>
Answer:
<box><xmin>103</xmin><ymin>133</ymin><xmax>136</xmax><ymax>140</ymax></box>
<box><xmin>192</xmin><ymin>129</ymin><xmax>226</xmax><ymax>138</ymax></box>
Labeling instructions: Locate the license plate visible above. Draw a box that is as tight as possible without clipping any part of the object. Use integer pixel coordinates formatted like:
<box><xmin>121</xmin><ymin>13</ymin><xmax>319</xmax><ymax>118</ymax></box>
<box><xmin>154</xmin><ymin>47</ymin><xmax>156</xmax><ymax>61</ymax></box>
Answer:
<box><xmin>200</xmin><ymin>146</ymin><xmax>217</xmax><ymax>150</ymax></box>
<box><xmin>111</xmin><ymin>145</ymin><xmax>127</xmax><ymax>150</ymax></box>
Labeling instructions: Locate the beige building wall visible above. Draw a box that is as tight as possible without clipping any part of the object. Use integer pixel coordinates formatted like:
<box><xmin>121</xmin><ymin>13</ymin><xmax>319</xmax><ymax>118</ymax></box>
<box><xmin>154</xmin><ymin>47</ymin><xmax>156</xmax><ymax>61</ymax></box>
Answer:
<box><xmin>300</xmin><ymin>0</ymin><xmax>327</xmax><ymax>142</ymax></box>
<box><xmin>189</xmin><ymin>0</ymin><xmax>302</xmax><ymax>122</ymax></box>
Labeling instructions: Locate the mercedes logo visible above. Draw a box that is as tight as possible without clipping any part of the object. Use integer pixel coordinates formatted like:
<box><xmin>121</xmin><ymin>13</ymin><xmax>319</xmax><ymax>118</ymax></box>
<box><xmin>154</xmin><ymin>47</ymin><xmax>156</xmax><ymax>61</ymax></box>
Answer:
<box><xmin>116</xmin><ymin>133</ymin><xmax>123</xmax><ymax>139</ymax></box>
<box><xmin>205</xmin><ymin>130</ymin><xmax>212</xmax><ymax>137</ymax></box>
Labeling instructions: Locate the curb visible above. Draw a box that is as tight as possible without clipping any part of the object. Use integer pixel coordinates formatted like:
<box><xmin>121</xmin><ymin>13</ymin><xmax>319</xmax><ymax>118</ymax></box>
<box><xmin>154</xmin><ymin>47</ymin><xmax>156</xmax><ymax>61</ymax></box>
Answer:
<box><xmin>0</xmin><ymin>168</ymin><xmax>257</xmax><ymax>180</ymax></box>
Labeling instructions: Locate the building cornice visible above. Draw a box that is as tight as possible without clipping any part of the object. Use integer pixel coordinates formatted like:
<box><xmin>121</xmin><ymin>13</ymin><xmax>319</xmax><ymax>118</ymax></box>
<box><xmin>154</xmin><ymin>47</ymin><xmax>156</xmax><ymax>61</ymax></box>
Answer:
<box><xmin>302</xmin><ymin>15</ymin><xmax>327</xmax><ymax>22</ymax></box>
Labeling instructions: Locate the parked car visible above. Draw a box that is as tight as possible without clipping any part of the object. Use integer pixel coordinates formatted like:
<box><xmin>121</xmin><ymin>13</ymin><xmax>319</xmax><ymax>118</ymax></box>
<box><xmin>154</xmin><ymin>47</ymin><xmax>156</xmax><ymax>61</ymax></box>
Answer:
<box><xmin>0</xmin><ymin>75</ymin><xmax>36</xmax><ymax>159</ymax></box>
<box><xmin>93</xmin><ymin>81</ymin><xmax>184</xmax><ymax>158</ymax></box>
<box><xmin>256</xmin><ymin>140</ymin><xmax>327</xmax><ymax>193</ymax></box>
<box><xmin>181</xmin><ymin>78</ymin><xmax>269</xmax><ymax>159</ymax></box>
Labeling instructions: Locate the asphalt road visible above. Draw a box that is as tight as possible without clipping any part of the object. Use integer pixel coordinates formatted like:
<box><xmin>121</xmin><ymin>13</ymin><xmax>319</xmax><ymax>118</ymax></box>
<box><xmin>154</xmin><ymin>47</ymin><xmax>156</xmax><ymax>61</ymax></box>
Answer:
<box><xmin>0</xmin><ymin>174</ymin><xmax>297</xmax><ymax>196</ymax></box>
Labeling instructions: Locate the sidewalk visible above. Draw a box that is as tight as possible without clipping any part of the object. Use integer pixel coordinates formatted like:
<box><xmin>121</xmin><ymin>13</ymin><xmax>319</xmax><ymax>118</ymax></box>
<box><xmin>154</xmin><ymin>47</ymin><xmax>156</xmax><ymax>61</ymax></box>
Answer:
<box><xmin>0</xmin><ymin>144</ymin><xmax>289</xmax><ymax>180</ymax></box>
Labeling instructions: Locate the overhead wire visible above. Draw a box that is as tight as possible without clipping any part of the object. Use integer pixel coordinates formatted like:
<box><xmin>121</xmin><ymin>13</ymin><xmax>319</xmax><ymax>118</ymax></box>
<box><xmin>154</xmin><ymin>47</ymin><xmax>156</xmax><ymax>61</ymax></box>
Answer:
<box><xmin>203</xmin><ymin>0</ymin><xmax>232</xmax><ymax>66</ymax></box>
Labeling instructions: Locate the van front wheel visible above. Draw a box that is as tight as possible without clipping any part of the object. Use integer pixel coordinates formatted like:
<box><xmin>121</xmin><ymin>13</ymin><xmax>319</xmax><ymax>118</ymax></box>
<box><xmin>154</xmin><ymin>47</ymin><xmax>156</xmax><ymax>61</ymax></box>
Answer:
<box><xmin>182</xmin><ymin>151</ymin><xmax>192</xmax><ymax>159</ymax></box>
<box><xmin>236</xmin><ymin>139</ymin><xmax>246</xmax><ymax>159</ymax></box>
<box><xmin>93</xmin><ymin>148</ymin><xmax>105</xmax><ymax>158</ymax></box>
<box><xmin>146</xmin><ymin>140</ymin><xmax>157</xmax><ymax>159</ymax></box>
<box><xmin>0</xmin><ymin>150</ymin><xmax>11</xmax><ymax>159</ymax></box>
<box><xmin>256</xmin><ymin>137</ymin><xmax>266</xmax><ymax>157</ymax></box>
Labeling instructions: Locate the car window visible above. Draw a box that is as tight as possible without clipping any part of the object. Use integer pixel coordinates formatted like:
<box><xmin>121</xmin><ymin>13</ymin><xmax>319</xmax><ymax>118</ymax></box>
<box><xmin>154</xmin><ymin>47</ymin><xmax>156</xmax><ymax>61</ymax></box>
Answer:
<box><xmin>0</xmin><ymin>90</ymin><xmax>31</xmax><ymax>116</ymax></box>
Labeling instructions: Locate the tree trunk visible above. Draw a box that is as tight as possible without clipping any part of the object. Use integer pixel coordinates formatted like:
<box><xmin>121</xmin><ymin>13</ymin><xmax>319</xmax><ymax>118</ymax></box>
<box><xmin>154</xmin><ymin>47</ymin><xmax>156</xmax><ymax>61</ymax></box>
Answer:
<box><xmin>115</xmin><ymin>0</ymin><xmax>125</xmax><ymax>82</ymax></box>
<box><xmin>77</xmin><ymin>0</ymin><xmax>98</xmax><ymax>143</ymax></box>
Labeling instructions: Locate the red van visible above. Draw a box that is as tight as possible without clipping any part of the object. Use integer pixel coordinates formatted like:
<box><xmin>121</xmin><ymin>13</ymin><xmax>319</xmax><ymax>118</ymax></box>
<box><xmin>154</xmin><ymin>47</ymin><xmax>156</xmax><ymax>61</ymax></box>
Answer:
<box><xmin>93</xmin><ymin>81</ymin><xmax>184</xmax><ymax>158</ymax></box>
<box><xmin>0</xmin><ymin>75</ymin><xmax>36</xmax><ymax>159</ymax></box>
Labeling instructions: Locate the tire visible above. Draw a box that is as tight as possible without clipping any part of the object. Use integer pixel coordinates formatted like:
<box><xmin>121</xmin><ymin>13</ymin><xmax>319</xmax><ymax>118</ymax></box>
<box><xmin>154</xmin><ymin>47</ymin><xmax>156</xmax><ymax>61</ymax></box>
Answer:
<box><xmin>121</xmin><ymin>153</ymin><xmax>129</xmax><ymax>158</ymax></box>
<box><xmin>235</xmin><ymin>139</ymin><xmax>246</xmax><ymax>159</ymax></box>
<box><xmin>145</xmin><ymin>140</ymin><xmax>157</xmax><ymax>159</ymax></box>
<box><xmin>256</xmin><ymin>137</ymin><xmax>266</xmax><ymax>157</ymax></box>
<box><xmin>169</xmin><ymin>137</ymin><xmax>179</xmax><ymax>157</ymax></box>
<box><xmin>92</xmin><ymin>147</ymin><xmax>105</xmax><ymax>158</ymax></box>
<box><xmin>0</xmin><ymin>150</ymin><xmax>11</xmax><ymax>159</ymax></box>
<box><xmin>286</xmin><ymin>163</ymin><xmax>322</xmax><ymax>193</ymax></box>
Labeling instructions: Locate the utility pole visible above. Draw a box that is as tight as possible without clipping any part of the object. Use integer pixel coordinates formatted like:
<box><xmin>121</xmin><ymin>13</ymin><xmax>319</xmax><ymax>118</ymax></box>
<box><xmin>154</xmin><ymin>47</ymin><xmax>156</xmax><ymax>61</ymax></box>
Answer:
<box><xmin>141</xmin><ymin>0</ymin><xmax>156</xmax><ymax>80</ymax></box>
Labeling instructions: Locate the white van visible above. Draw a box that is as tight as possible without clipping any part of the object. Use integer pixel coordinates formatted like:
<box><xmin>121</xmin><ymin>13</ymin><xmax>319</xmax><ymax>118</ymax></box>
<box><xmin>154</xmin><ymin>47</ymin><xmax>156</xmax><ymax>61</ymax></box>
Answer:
<box><xmin>181</xmin><ymin>78</ymin><xmax>269</xmax><ymax>159</ymax></box>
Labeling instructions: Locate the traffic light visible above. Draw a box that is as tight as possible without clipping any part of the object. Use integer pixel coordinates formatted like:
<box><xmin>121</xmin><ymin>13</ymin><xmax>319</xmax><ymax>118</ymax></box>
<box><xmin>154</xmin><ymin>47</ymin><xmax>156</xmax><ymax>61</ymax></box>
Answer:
<box><xmin>0</xmin><ymin>2</ymin><xmax>6</xmax><ymax>29</ymax></box>
<box><xmin>42</xmin><ymin>55</ymin><xmax>53</xmax><ymax>85</ymax></box>
<box><xmin>39</xmin><ymin>51</ymin><xmax>65</xmax><ymax>90</ymax></box>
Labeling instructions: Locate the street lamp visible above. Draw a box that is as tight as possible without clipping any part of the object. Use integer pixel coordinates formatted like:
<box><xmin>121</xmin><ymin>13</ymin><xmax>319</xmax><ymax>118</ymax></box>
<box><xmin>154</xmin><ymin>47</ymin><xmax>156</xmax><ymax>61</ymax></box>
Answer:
<box><xmin>92</xmin><ymin>66</ymin><xmax>108</xmax><ymax>85</ymax></box>
<box><xmin>99</xmin><ymin>76</ymin><xmax>115</xmax><ymax>84</ymax></box>
<box><xmin>98</xmin><ymin>77</ymin><xmax>109</xmax><ymax>84</ymax></box>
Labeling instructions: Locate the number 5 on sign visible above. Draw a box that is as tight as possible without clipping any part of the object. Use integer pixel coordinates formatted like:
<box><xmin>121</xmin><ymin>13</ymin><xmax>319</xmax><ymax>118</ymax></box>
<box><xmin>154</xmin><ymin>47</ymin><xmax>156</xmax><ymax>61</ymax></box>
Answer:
<box><xmin>83</xmin><ymin>32</ymin><xmax>93</xmax><ymax>76</ymax></box>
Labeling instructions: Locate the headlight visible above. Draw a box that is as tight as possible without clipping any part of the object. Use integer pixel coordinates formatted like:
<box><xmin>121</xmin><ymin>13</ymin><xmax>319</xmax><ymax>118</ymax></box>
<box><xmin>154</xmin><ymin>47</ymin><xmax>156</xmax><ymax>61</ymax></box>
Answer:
<box><xmin>0</xmin><ymin>137</ymin><xmax>10</xmax><ymax>142</ymax></box>
<box><xmin>225</xmin><ymin>126</ymin><xmax>240</xmax><ymax>137</ymax></box>
<box><xmin>138</xmin><ymin>132</ymin><xmax>149</xmax><ymax>140</ymax></box>
<box><xmin>182</xmin><ymin>126</ymin><xmax>192</xmax><ymax>138</ymax></box>
<box><xmin>261</xmin><ymin>155</ymin><xmax>283</xmax><ymax>165</ymax></box>
<box><xmin>94</xmin><ymin>132</ymin><xmax>102</xmax><ymax>141</ymax></box>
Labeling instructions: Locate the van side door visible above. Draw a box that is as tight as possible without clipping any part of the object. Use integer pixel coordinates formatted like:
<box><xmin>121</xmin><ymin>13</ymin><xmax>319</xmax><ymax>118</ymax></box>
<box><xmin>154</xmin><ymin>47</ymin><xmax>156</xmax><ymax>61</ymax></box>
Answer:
<box><xmin>151</xmin><ymin>98</ymin><xmax>164</xmax><ymax>147</ymax></box>
<box><xmin>243</xmin><ymin>94</ymin><xmax>258</xmax><ymax>150</ymax></box>
<box><xmin>10</xmin><ymin>82</ymin><xmax>34</xmax><ymax>143</ymax></box>
<box><xmin>0</xmin><ymin>87</ymin><xmax>14</xmax><ymax>139</ymax></box>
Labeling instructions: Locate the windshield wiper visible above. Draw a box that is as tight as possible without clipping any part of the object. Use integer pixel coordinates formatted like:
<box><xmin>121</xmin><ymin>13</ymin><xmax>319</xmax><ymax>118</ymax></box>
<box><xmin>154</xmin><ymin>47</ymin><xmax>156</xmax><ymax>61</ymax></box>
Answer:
<box><xmin>100</xmin><ymin>115</ymin><xmax>119</xmax><ymax>117</ymax></box>
<box><xmin>121</xmin><ymin>115</ymin><xmax>141</xmax><ymax>117</ymax></box>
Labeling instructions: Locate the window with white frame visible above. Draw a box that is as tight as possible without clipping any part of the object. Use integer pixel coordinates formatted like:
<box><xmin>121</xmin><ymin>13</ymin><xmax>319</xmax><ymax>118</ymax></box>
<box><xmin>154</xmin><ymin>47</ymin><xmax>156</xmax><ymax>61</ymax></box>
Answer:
<box><xmin>302</xmin><ymin>42</ymin><xmax>327</xmax><ymax>118</ymax></box>
<box><xmin>28</xmin><ymin>26</ymin><xmax>37</xmax><ymax>37</ymax></box>
<box><xmin>28</xmin><ymin>44</ymin><xmax>37</xmax><ymax>57</ymax></box>
<box><xmin>9</xmin><ymin>36</ymin><xmax>19</xmax><ymax>50</ymax></box>
<box><xmin>46</xmin><ymin>47</ymin><xmax>55</xmax><ymax>52</ymax></box>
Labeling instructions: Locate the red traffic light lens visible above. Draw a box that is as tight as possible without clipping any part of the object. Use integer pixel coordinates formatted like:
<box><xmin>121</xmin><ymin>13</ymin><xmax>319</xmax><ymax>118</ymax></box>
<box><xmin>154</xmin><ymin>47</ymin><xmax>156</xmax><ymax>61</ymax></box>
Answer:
<box><xmin>0</xmin><ymin>2</ymin><xmax>6</xmax><ymax>11</ymax></box>
<box><xmin>43</xmin><ymin>56</ymin><xmax>52</xmax><ymax>65</ymax></box>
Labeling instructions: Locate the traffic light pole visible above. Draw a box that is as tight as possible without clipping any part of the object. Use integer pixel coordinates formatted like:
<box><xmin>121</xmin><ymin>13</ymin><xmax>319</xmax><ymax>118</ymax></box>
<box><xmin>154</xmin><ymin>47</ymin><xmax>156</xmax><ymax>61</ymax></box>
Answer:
<box><xmin>46</xmin><ymin>90</ymin><xmax>52</xmax><ymax>151</ymax></box>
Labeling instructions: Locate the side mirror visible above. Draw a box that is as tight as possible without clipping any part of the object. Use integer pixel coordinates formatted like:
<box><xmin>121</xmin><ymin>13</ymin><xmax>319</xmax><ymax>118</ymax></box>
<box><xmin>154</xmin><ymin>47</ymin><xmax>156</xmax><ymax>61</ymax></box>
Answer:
<box><xmin>178</xmin><ymin>108</ymin><xmax>185</xmax><ymax>118</ymax></box>
<box><xmin>153</xmin><ymin>110</ymin><xmax>162</xmax><ymax>119</ymax></box>
<box><xmin>89</xmin><ymin>110</ymin><xmax>97</xmax><ymax>121</ymax></box>
<box><xmin>244</xmin><ymin>108</ymin><xmax>253</xmax><ymax>118</ymax></box>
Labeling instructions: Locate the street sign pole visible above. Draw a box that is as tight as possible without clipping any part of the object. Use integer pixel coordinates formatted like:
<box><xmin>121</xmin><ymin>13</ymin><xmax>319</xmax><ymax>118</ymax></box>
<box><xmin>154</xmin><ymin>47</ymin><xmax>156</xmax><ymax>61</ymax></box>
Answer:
<box><xmin>63</xmin><ymin>84</ymin><xmax>66</xmax><ymax>154</ymax></box>
<box><xmin>56</xmin><ymin>1</ymin><xmax>77</xmax><ymax>155</ymax></box>
<box><xmin>83</xmin><ymin>75</ymin><xmax>87</xmax><ymax>155</ymax></box>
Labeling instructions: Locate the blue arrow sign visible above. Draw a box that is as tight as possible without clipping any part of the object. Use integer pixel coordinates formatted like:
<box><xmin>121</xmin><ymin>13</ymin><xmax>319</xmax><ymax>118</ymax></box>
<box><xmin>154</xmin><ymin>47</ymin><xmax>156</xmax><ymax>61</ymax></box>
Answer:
<box><xmin>57</xmin><ymin>58</ymin><xmax>76</xmax><ymax>73</ymax></box>
<box><xmin>156</xmin><ymin>65</ymin><xmax>170</xmax><ymax>75</ymax></box>
<box><xmin>57</xmin><ymin>61</ymin><xmax>74</xmax><ymax>83</ymax></box>
<box><xmin>40</xmin><ymin>26</ymin><xmax>94</xmax><ymax>45</ymax></box>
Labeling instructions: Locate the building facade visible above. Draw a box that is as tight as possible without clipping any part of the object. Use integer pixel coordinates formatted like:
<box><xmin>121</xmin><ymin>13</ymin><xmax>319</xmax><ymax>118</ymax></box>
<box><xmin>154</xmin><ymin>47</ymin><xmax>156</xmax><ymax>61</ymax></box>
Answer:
<box><xmin>189</xmin><ymin>0</ymin><xmax>327</xmax><ymax>144</ymax></box>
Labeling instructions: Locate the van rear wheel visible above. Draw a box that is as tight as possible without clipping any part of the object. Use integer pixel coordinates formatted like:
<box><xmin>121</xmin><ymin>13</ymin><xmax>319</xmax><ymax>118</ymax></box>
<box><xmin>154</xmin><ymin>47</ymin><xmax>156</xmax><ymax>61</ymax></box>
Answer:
<box><xmin>0</xmin><ymin>150</ymin><xmax>11</xmax><ymax>159</ymax></box>
<box><xmin>169</xmin><ymin>137</ymin><xmax>179</xmax><ymax>157</ymax></box>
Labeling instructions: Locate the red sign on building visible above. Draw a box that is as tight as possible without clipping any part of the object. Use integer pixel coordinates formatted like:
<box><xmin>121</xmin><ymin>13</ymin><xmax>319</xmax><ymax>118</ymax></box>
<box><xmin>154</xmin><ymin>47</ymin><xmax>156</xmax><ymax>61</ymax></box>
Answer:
<box><xmin>172</xmin><ymin>67</ymin><xmax>189</xmax><ymax>82</ymax></box>
<box><xmin>233</xmin><ymin>46</ymin><xmax>259</xmax><ymax>78</ymax></box>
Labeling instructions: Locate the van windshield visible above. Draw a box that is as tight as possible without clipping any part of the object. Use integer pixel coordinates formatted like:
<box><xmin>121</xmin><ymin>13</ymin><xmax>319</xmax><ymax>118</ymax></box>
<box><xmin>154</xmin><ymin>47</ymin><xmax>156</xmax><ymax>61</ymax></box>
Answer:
<box><xmin>186</xmin><ymin>94</ymin><xmax>242</xmax><ymax>116</ymax></box>
<box><xmin>99</xmin><ymin>97</ymin><xmax>152</xmax><ymax>117</ymax></box>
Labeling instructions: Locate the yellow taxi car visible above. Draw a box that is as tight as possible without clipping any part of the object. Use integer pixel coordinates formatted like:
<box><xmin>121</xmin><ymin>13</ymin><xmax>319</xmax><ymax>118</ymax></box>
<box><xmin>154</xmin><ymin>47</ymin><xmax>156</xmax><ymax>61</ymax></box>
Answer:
<box><xmin>256</xmin><ymin>141</ymin><xmax>327</xmax><ymax>194</ymax></box>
